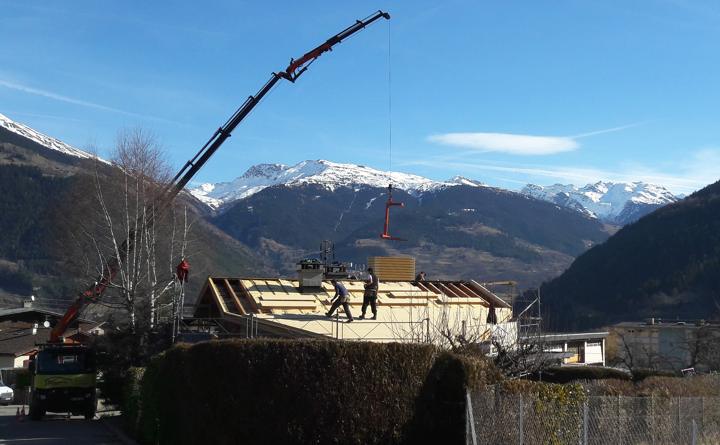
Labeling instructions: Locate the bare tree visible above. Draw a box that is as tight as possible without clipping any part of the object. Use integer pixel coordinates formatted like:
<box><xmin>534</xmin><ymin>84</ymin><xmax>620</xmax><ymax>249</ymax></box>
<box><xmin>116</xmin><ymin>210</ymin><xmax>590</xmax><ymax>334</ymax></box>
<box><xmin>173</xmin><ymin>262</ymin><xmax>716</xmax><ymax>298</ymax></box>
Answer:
<box><xmin>63</xmin><ymin>128</ymin><xmax>191</xmax><ymax>332</ymax></box>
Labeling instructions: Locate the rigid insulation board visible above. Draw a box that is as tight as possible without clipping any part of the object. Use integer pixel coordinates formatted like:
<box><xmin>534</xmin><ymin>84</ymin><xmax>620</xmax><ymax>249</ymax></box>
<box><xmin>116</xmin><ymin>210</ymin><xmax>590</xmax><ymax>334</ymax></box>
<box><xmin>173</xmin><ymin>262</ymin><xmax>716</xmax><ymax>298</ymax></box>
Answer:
<box><xmin>368</xmin><ymin>256</ymin><xmax>416</xmax><ymax>281</ymax></box>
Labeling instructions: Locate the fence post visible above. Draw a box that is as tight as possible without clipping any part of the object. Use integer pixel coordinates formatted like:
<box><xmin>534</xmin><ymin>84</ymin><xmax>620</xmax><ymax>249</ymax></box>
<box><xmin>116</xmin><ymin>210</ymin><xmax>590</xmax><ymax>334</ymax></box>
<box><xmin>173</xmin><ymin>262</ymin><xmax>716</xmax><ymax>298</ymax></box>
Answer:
<box><xmin>466</xmin><ymin>390</ymin><xmax>477</xmax><ymax>445</ymax></box>
<box><xmin>519</xmin><ymin>395</ymin><xmax>524</xmax><ymax>445</ymax></box>
<box><xmin>583</xmin><ymin>401</ymin><xmax>588</xmax><ymax>445</ymax></box>
<box><xmin>692</xmin><ymin>419</ymin><xmax>697</xmax><ymax>445</ymax></box>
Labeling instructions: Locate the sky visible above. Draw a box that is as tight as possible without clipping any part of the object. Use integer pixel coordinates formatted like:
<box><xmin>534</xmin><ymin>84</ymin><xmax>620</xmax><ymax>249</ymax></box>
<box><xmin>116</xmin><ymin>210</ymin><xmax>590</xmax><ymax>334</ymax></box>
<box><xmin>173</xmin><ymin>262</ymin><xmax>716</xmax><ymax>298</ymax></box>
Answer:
<box><xmin>1</xmin><ymin>0</ymin><xmax>719</xmax><ymax>194</ymax></box>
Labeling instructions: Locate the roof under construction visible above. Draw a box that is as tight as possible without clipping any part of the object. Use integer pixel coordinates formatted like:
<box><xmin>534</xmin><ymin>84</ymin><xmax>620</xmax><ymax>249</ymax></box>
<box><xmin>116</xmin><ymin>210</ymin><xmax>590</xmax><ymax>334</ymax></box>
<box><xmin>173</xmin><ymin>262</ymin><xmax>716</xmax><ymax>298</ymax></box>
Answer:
<box><xmin>192</xmin><ymin>277</ymin><xmax>513</xmax><ymax>343</ymax></box>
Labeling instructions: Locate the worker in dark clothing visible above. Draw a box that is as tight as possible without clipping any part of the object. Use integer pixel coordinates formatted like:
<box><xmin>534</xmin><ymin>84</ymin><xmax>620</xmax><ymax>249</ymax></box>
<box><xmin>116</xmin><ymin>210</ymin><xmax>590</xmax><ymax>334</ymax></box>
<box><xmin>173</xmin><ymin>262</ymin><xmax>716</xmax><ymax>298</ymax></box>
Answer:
<box><xmin>486</xmin><ymin>303</ymin><xmax>498</xmax><ymax>325</ymax></box>
<box><xmin>326</xmin><ymin>279</ymin><xmax>353</xmax><ymax>322</ymax></box>
<box><xmin>359</xmin><ymin>267</ymin><xmax>379</xmax><ymax>320</ymax></box>
<box><xmin>415</xmin><ymin>271</ymin><xmax>426</xmax><ymax>282</ymax></box>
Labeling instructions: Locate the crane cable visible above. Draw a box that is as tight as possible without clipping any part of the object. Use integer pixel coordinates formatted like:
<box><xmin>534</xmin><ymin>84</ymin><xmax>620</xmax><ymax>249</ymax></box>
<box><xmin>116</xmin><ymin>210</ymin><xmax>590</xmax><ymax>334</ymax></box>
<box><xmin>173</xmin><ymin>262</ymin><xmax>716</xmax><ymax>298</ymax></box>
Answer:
<box><xmin>387</xmin><ymin>19</ymin><xmax>393</xmax><ymax>185</ymax></box>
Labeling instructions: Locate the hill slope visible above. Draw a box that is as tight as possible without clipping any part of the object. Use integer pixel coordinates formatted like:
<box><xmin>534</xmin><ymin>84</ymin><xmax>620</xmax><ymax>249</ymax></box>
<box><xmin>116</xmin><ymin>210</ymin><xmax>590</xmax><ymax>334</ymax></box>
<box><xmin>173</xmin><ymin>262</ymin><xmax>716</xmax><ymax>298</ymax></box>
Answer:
<box><xmin>213</xmin><ymin>183</ymin><xmax>610</xmax><ymax>288</ymax></box>
<box><xmin>0</xmin><ymin>113</ymin><xmax>269</xmax><ymax>310</ymax></box>
<box><xmin>541</xmin><ymin>179</ymin><xmax>720</xmax><ymax>330</ymax></box>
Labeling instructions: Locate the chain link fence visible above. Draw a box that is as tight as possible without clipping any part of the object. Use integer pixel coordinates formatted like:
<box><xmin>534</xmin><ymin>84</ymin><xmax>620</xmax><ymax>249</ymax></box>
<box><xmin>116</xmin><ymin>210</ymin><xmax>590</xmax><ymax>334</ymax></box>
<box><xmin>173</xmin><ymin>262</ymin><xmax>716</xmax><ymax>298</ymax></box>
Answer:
<box><xmin>467</xmin><ymin>389</ymin><xmax>720</xmax><ymax>444</ymax></box>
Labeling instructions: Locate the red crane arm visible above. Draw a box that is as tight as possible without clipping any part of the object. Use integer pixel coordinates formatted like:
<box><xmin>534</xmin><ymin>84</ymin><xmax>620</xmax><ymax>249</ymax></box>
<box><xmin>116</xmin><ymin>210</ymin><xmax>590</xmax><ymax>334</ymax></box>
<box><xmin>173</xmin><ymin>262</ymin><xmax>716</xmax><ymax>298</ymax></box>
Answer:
<box><xmin>49</xmin><ymin>10</ymin><xmax>391</xmax><ymax>342</ymax></box>
<box><xmin>282</xmin><ymin>11</ymin><xmax>390</xmax><ymax>82</ymax></box>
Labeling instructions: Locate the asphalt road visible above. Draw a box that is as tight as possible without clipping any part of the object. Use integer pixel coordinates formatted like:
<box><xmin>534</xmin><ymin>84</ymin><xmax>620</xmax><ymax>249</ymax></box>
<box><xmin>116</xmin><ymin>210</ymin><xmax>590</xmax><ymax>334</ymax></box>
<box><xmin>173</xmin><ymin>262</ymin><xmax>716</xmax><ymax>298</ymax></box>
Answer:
<box><xmin>0</xmin><ymin>405</ymin><xmax>126</xmax><ymax>445</ymax></box>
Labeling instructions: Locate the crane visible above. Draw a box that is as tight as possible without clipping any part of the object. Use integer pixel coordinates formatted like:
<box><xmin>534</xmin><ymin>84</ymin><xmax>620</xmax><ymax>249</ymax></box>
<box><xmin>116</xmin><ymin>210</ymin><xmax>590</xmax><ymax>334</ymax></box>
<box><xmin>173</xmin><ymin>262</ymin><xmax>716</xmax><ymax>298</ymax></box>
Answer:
<box><xmin>49</xmin><ymin>10</ymin><xmax>391</xmax><ymax>343</ymax></box>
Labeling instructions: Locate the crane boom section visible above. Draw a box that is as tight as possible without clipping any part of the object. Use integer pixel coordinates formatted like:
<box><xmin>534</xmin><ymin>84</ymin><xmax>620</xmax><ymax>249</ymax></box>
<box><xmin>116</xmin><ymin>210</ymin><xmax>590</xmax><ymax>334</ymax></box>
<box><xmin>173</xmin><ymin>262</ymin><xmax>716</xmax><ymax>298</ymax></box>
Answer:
<box><xmin>49</xmin><ymin>10</ymin><xmax>390</xmax><ymax>342</ymax></box>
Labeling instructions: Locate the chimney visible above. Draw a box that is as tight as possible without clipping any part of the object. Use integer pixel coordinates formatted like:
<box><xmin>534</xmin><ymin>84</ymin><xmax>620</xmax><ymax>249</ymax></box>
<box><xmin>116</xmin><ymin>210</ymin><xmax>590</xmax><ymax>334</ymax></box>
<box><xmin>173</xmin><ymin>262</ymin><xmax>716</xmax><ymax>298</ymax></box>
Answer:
<box><xmin>297</xmin><ymin>259</ymin><xmax>324</xmax><ymax>290</ymax></box>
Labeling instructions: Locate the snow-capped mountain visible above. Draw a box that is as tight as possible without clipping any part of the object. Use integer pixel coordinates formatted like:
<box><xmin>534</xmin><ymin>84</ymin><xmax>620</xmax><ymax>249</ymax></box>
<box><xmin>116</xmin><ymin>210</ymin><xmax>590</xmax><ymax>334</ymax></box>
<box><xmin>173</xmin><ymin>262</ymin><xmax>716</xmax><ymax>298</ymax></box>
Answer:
<box><xmin>0</xmin><ymin>112</ymin><xmax>101</xmax><ymax>161</ymax></box>
<box><xmin>521</xmin><ymin>181</ymin><xmax>679</xmax><ymax>225</ymax></box>
<box><xmin>191</xmin><ymin>160</ymin><xmax>481</xmax><ymax>209</ymax></box>
<box><xmin>448</xmin><ymin>176</ymin><xmax>486</xmax><ymax>187</ymax></box>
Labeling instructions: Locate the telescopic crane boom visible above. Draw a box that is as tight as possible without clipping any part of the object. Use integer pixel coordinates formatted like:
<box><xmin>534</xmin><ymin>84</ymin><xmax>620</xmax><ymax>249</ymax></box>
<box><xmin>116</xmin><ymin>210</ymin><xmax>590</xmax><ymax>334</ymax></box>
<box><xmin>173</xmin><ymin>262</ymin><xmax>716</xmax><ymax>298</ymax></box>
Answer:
<box><xmin>49</xmin><ymin>10</ymin><xmax>391</xmax><ymax>342</ymax></box>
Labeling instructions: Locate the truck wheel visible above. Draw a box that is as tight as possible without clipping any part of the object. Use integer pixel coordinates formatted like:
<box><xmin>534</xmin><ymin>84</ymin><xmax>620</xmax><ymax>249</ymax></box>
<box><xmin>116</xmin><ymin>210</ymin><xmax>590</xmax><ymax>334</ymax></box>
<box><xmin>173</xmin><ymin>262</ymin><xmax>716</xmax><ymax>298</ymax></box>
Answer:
<box><xmin>84</xmin><ymin>399</ymin><xmax>97</xmax><ymax>420</ymax></box>
<box><xmin>29</xmin><ymin>399</ymin><xmax>45</xmax><ymax>421</ymax></box>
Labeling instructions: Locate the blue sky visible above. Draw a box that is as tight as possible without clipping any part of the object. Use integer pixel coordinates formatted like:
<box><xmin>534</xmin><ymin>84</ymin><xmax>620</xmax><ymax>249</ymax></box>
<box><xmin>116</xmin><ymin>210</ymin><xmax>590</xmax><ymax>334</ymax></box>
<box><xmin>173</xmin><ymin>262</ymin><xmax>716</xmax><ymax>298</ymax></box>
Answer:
<box><xmin>1</xmin><ymin>1</ymin><xmax>719</xmax><ymax>194</ymax></box>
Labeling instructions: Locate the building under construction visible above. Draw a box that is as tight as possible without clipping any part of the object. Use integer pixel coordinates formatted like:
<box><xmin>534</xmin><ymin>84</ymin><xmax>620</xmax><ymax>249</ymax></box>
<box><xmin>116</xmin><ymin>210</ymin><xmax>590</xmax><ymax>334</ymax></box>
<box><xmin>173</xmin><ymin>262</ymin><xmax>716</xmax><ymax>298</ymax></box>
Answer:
<box><xmin>189</xmin><ymin>255</ymin><xmax>516</xmax><ymax>348</ymax></box>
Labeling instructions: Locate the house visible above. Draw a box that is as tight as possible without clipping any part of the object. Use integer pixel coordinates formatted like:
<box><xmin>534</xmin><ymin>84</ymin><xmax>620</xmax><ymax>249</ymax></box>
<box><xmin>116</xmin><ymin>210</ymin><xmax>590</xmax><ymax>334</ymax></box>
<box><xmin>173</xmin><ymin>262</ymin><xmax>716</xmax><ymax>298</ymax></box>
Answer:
<box><xmin>0</xmin><ymin>305</ymin><xmax>101</xmax><ymax>369</ymax></box>
<box><xmin>191</xmin><ymin>275</ymin><xmax>515</xmax><ymax>346</ymax></box>
<box><xmin>609</xmin><ymin>319</ymin><xmax>720</xmax><ymax>372</ymax></box>
<box><xmin>536</xmin><ymin>332</ymin><xmax>608</xmax><ymax>366</ymax></box>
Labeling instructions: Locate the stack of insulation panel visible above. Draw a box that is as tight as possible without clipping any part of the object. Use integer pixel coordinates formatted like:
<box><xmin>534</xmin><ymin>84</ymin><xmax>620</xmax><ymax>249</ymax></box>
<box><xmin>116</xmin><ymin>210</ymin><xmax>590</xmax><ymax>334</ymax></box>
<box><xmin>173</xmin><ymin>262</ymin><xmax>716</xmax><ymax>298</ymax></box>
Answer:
<box><xmin>368</xmin><ymin>256</ymin><xmax>416</xmax><ymax>281</ymax></box>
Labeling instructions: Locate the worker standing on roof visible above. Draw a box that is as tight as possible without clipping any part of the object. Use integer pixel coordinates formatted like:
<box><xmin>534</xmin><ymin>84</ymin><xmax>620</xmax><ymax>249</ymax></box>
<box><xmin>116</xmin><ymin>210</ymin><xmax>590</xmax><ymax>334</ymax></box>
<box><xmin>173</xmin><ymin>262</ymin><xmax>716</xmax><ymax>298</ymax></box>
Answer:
<box><xmin>486</xmin><ymin>303</ymin><xmax>497</xmax><ymax>325</ymax></box>
<box><xmin>415</xmin><ymin>271</ymin><xmax>426</xmax><ymax>282</ymax></box>
<box><xmin>326</xmin><ymin>279</ymin><xmax>353</xmax><ymax>322</ymax></box>
<box><xmin>359</xmin><ymin>267</ymin><xmax>379</xmax><ymax>320</ymax></box>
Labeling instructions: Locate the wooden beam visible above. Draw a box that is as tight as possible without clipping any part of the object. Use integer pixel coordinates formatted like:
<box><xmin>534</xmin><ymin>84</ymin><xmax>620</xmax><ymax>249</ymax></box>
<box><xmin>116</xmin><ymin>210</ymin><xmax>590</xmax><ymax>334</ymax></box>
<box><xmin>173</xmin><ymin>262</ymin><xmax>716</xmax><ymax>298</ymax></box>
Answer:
<box><xmin>223</xmin><ymin>279</ymin><xmax>246</xmax><ymax>315</ymax></box>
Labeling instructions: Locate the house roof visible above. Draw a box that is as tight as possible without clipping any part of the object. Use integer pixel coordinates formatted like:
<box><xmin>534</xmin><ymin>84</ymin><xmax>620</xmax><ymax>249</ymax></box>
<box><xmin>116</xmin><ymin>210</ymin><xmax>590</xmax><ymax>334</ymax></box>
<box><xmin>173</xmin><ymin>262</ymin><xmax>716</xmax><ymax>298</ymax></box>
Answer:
<box><xmin>0</xmin><ymin>307</ymin><xmax>94</xmax><ymax>325</ymax></box>
<box><xmin>192</xmin><ymin>277</ymin><xmax>513</xmax><ymax>343</ymax></box>
<box><xmin>0</xmin><ymin>326</ymin><xmax>51</xmax><ymax>357</ymax></box>
<box><xmin>612</xmin><ymin>320</ymin><xmax>716</xmax><ymax>329</ymax></box>
<box><xmin>0</xmin><ymin>321</ymin><xmax>101</xmax><ymax>357</ymax></box>
<box><xmin>531</xmin><ymin>332</ymin><xmax>609</xmax><ymax>343</ymax></box>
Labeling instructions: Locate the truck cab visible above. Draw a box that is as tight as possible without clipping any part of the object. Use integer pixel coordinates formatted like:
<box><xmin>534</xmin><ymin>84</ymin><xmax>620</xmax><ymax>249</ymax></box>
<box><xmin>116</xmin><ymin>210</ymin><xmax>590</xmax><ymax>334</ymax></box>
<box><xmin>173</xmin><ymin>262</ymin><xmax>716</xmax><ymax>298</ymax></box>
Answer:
<box><xmin>0</xmin><ymin>374</ymin><xmax>13</xmax><ymax>406</ymax></box>
<box><xmin>28</xmin><ymin>344</ymin><xmax>97</xmax><ymax>420</ymax></box>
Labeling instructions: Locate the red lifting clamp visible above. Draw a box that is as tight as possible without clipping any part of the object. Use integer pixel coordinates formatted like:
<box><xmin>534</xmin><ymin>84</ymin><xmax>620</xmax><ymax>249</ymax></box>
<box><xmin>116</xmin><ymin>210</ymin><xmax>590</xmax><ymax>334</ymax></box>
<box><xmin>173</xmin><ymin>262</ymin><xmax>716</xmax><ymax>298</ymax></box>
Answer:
<box><xmin>381</xmin><ymin>184</ymin><xmax>405</xmax><ymax>241</ymax></box>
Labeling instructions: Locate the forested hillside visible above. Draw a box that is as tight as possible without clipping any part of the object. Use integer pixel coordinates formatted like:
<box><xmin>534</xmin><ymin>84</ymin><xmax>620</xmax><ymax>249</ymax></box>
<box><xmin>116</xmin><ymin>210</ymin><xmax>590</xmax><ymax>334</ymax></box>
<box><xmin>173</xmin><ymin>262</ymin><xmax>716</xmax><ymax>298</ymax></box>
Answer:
<box><xmin>541</xmin><ymin>179</ymin><xmax>720</xmax><ymax>330</ymax></box>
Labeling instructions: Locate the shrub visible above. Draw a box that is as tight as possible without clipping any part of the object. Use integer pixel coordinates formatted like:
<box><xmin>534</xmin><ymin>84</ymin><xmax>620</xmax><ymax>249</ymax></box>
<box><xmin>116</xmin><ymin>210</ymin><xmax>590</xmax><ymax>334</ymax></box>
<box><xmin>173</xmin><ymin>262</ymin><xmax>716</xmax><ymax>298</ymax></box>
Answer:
<box><xmin>631</xmin><ymin>368</ymin><xmax>677</xmax><ymax>381</ymax></box>
<box><xmin>122</xmin><ymin>367</ymin><xmax>145</xmax><ymax>437</ymax></box>
<box><xmin>134</xmin><ymin>339</ymin><xmax>499</xmax><ymax>445</ymax></box>
<box><xmin>537</xmin><ymin>366</ymin><xmax>631</xmax><ymax>383</ymax></box>
<box><xmin>491</xmin><ymin>380</ymin><xmax>587</xmax><ymax>445</ymax></box>
<box><xmin>581</xmin><ymin>374</ymin><xmax>720</xmax><ymax>397</ymax></box>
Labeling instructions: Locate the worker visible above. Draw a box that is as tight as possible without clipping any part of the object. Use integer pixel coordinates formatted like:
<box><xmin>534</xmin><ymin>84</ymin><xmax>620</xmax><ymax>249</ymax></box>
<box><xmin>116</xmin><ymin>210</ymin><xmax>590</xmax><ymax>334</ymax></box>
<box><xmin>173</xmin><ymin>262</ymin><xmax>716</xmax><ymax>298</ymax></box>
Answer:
<box><xmin>415</xmin><ymin>271</ymin><xmax>426</xmax><ymax>282</ymax></box>
<box><xmin>486</xmin><ymin>303</ymin><xmax>497</xmax><ymax>325</ymax></box>
<box><xmin>359</xmin><ymin>267</ymin><xmax>379</xmax><ymax>320</ymax></box>
<box><xmin>176</xmin><ymin>258</ymin><xmax>190</xmax><ymax>283</ymax></box>
<box><xmin>326</xmin><ymin>279</ymin><xmax>353</xmax><ymax>322</ymax></box>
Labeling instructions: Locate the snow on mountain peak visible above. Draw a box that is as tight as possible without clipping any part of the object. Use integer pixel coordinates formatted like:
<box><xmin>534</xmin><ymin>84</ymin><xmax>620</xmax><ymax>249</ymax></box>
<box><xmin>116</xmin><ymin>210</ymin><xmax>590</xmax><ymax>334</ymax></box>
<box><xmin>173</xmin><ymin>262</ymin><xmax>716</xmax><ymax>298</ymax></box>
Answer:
<box><xmin>190</xmin><ymin>159</ymin><xmax>464</xmax><ymax>209</ymax></box>
<box><xmin>521</xmin><ymin>181</ymin><xmax>678</xmax><ymax>224</ymax></box>
<box><xmin>0</xmin><ymin>112</ymin><xmax>104</xmax><ymax>162</ymax></box>
<box><xmin>448</xmin><ymin>175</ymin><xmax>486</xmax><ymax>187</ymax></box>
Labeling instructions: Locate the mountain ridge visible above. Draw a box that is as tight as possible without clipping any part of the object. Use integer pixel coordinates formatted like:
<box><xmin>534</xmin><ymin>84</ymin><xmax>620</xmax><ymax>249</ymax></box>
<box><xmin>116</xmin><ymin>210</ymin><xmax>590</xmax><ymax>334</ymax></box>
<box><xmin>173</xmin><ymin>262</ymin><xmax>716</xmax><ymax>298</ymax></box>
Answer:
<box><xmin>521</xmin><ymin>181</ymin><xmax>678</xmax><ymax>225</ymax></box>
<box><xmin>0</xmin><ymin>112</ymin><xmax>104</xmax><ymax>163</ymax></box>
<box><xmin>541</xmin><ymin>179</ymin><xmax>720</xmax><ymax>331</ymax></box>
<box><xmin>190</xmin><ymin>159</ymin><xmax>483</xmax><ymax>209</ymax></box>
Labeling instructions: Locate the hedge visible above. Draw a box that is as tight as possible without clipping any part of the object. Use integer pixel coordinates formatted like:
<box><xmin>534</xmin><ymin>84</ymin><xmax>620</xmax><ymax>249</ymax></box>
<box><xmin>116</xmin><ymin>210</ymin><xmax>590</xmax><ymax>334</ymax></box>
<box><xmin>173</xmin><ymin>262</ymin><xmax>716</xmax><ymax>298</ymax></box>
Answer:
<box><xmin>127</xmin><ymin>339</ymin><xmax>501</xmax><ymax>445</ymax></box>
<box><xmin>122</xmin><ymin>367</ymin><xmax>145</xmax><ymax>435</ymax></box>
<box><xmin>537</xmin><ymin>366</ymin><xmax>631</xmax><ymax>383</ymax></box>
<box><xmin>583</xmin><ymin>374</ymin><xmax>720</xmax><ymax>397</ymax></box>
<box><xmin>631</xmin><ymin>368</ymin><xmax>678</xmax><ymax>381</ymax></box>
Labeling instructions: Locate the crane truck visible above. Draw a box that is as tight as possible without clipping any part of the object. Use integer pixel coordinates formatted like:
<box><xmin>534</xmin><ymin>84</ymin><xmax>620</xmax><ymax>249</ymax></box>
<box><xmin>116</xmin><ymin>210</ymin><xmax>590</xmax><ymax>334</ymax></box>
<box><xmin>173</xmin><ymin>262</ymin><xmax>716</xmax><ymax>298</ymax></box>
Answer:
<box><xmin>27</xmin><ymin>10</ymin><xmax>390</xmax><ymax>421</ymax></box>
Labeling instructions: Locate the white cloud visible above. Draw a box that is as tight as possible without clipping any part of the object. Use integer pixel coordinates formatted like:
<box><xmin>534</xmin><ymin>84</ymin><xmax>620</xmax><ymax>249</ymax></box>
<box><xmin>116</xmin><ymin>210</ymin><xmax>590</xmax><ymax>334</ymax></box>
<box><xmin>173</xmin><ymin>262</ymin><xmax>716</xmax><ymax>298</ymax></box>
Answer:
<box><xmin>0</xmin><ymin>78</ymin><xmax>177</xmax><ymax>124</ymax></box>
<box><xmin>428</xmin><ymin>123</ymin><xmax>647</xmax><ymax>156</ymax></box>
<box><xmin>427</xmin><ymin>132</ymin><xmax>578</xmax><ymax>155</ymax></box>
<box><xmin>402</xmin><ymin>147</ymin><xmax>720</xmax><ymax>195</ymax></box>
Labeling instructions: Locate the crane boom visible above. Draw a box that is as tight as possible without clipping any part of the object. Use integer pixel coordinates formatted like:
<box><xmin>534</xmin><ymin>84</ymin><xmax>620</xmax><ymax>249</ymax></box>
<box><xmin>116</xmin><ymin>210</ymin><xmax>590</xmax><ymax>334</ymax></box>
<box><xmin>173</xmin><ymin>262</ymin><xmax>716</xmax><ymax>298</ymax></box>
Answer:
<box><xmin>49</xmin><ymin>10</ymin><xmax>391</xmax><ymax>342</ymax></box>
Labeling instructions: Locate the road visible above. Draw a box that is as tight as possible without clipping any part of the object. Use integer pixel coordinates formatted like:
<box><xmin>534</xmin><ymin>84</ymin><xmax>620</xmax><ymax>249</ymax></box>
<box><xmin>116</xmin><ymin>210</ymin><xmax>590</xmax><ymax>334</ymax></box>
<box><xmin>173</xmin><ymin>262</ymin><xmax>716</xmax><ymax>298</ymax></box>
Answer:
<box><xmin>0</xmin><ymin>405</ymin><xmax>127</xmax><ymax>445</ymax></box>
